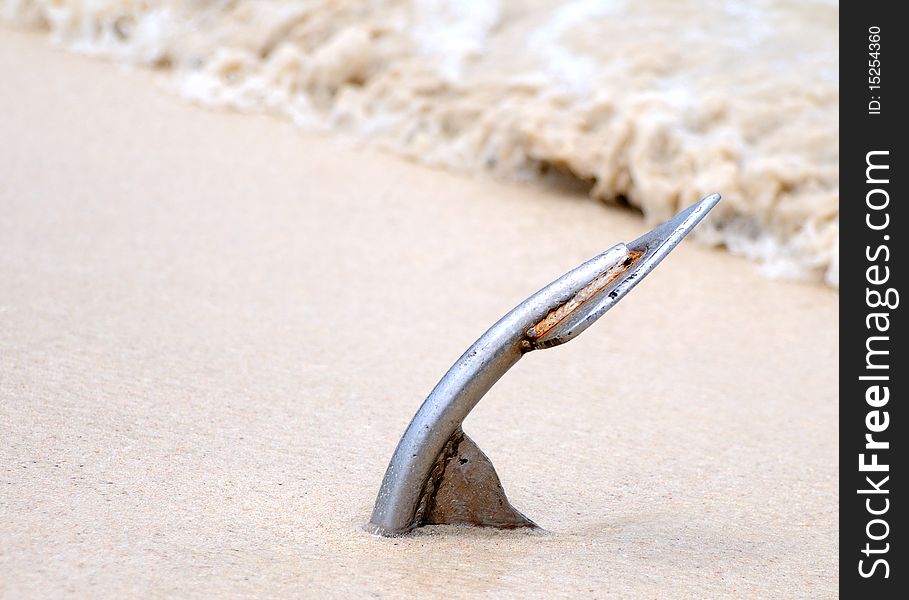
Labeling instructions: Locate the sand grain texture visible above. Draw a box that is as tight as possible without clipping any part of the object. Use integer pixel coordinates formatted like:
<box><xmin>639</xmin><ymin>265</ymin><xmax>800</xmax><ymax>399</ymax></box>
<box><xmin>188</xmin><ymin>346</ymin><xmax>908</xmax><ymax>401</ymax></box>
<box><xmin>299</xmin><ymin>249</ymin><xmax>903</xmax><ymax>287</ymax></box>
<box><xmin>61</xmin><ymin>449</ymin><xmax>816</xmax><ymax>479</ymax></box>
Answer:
<box><xmin>1</xmin><ymin>32</ymin><xmax>837</xmax><ymax>598</ymax></box>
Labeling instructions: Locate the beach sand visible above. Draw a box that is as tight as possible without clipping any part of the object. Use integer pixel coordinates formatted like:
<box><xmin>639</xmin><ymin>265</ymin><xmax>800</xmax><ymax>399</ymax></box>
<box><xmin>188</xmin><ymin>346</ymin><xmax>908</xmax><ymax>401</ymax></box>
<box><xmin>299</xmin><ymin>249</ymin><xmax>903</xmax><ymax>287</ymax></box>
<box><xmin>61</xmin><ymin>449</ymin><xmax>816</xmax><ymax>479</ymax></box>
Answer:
<box><xmin>1</xmin><ymin>31</ymin><xmax>838</xmax><ymax>598</ymax></box>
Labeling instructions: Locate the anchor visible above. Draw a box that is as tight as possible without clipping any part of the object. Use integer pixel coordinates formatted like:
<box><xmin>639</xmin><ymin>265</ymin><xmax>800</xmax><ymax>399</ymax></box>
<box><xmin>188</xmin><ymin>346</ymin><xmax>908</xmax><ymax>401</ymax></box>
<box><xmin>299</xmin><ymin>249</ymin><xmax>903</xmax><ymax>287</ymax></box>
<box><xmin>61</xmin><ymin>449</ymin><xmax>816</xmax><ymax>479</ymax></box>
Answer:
<box><xmin>368</xmin><ymin>194</ymin><xmax>721</xmax><ymax>536</ymax></box>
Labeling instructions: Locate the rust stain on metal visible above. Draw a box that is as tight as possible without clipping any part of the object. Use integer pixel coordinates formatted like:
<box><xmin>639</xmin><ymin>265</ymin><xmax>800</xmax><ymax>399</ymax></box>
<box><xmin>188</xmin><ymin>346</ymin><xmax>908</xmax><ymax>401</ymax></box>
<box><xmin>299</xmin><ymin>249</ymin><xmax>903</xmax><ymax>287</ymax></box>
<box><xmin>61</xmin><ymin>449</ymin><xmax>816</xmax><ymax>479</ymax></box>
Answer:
<box><xmin>418</xmin><ymin>428</ymin><xmax>536</xmax><ymax>530</ymax></box>
<box><xmin>526</xmin><ymin>249</ymin><xmax>643</xmax><ymax>340</ymax></box>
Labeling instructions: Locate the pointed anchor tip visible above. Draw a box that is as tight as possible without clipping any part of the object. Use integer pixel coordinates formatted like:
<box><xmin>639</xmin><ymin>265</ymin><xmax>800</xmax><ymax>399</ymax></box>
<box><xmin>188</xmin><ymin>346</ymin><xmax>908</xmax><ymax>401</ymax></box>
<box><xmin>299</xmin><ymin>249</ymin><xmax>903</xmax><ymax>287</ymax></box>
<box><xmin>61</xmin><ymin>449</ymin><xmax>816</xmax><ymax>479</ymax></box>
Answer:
<box><xmin>693</xmin><ymin>192</ymin><xmax>722</xmax><ymax>217</ymax></box>
<box><xmin>628</xmin><ymin>193</ymin><xmax>722</xmax><ymax>254</ymax></box>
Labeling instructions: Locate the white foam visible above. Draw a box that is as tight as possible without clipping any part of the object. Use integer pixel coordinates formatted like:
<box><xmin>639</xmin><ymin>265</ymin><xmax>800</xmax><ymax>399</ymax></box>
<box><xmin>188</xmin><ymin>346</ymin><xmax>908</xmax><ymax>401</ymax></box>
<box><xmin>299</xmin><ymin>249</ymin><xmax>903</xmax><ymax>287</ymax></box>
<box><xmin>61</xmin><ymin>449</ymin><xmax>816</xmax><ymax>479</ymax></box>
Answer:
<box><xmin>2</xmin><ymin>0</ymin><xmax>840</xmax><ymax>288</ymax></box>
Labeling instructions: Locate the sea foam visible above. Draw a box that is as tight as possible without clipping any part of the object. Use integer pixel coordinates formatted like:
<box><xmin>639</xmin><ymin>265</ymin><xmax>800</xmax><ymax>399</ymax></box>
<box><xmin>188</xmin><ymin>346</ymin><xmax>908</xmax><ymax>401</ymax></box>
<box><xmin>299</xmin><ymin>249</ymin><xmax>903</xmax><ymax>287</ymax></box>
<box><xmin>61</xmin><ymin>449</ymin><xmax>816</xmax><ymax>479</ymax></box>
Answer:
<box><xmin>2</xmin><ymin>0</ymin><xmax>839</xmax><ymax>287</ymax></box>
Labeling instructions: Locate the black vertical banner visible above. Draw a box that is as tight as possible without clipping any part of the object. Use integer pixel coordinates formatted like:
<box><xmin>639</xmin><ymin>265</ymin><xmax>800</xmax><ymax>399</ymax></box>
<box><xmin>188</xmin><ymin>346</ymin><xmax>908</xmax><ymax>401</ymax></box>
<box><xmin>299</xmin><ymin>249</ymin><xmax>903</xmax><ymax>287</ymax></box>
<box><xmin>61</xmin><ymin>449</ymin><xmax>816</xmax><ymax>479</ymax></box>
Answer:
<box><xmin>841</xmin><ymin>2</ymin><xmax>905</xmax><ymax>596</ymax></box>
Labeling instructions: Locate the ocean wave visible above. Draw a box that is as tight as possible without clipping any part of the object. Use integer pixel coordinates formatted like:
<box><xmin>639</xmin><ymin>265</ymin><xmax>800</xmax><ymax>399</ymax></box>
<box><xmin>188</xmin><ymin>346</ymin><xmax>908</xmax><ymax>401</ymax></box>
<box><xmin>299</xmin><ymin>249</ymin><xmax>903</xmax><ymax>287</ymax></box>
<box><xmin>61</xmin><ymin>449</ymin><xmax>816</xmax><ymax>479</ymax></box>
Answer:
<box><xmin>2</xmin><ymin>0</ymin><xmax>839</xmax><ymax>286</ymax></box>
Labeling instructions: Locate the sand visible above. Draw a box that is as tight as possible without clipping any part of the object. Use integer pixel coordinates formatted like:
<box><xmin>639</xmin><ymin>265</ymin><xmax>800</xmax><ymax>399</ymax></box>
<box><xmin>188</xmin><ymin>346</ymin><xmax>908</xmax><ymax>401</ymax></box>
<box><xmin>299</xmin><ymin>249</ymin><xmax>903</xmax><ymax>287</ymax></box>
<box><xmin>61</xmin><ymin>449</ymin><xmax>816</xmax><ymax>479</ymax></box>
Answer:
<box><xmin>1</xmin><ymin>0</ymin><xmax>839</xmax><ymax>287</ymax></box>
<box><xmin>1</xmin><ymin>31</ymin><xmax>838</xmax><ymax>598</ymax></box>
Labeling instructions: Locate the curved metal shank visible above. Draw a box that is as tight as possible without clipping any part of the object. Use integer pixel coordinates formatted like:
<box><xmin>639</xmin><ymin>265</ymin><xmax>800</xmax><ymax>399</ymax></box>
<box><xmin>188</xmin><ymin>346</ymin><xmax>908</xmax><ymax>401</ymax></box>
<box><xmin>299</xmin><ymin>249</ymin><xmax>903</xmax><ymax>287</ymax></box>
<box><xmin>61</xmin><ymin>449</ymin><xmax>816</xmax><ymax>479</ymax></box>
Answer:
<box><xmin>367</xmin><ymin>194</ymin><xmax>720</xmax><ymax>536</ymax></box>
<box><xmin>368</xmin><ymin>245</ymin><xmax>630</xmax><ymax>536</ymax></box>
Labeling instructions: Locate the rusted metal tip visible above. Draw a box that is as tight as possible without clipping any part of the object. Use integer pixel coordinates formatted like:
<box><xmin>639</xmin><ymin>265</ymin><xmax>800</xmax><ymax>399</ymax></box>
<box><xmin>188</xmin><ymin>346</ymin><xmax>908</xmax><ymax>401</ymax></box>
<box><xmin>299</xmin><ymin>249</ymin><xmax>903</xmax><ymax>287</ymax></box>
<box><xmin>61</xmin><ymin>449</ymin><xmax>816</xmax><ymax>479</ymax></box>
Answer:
<box><xmin>526</xmin><ymin>248</ymin><xmax>643</xmax><ymax>343</ymax></box>
<box><xmin>528</xmin><ymin>194</ymin><xmax>721</xmax><ymax>349</ymax></box>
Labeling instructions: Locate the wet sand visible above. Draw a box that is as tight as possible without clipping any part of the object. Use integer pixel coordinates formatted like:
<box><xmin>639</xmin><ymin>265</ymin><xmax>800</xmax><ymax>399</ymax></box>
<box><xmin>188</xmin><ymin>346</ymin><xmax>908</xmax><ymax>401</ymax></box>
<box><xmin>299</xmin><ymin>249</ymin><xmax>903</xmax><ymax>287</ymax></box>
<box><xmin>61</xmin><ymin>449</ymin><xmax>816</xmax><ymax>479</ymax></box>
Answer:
<box><xmin>1</xmin><ymin>31</ymin><xmax>838</xmax><ymax>598</ymax></box>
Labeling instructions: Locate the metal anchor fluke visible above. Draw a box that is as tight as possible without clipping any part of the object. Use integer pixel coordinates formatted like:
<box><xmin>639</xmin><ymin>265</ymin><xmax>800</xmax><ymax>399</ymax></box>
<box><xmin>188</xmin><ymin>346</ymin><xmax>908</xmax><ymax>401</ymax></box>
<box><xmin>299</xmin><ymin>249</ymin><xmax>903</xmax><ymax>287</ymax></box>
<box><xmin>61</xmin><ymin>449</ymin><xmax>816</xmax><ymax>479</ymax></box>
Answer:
<box><xmin>368</xmin><ymin>194</ymin><xmax>721</xmax><ymax>537</ymax></box>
